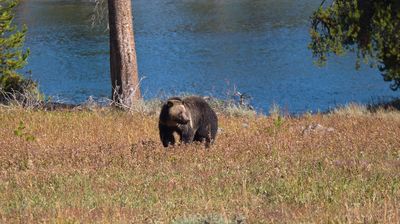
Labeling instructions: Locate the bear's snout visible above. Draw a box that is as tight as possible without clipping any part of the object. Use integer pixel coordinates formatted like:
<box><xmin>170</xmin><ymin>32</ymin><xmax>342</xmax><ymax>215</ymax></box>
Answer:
<box><xmin>180</xmin><ymin>118</ymin><xmax>190</xmax><ymax>124</ymax></box>
<box><xmin>176</xmin><ymin>115</ymin><xmax>190</xmax><ymax>124</ymax></box>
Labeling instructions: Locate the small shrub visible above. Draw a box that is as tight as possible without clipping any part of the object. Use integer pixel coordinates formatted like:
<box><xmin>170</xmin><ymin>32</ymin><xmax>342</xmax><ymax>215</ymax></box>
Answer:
<box><xmin>13</xmin><ymin>120</ymin><xmax>35</xmax><ymax>141</ymax></box>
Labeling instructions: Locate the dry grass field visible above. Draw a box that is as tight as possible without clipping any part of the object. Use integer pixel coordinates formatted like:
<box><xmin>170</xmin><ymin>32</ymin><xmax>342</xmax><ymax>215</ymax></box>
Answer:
<box><xmin>0</xmin><ymin>105</ymin><xmax>399</xmax><ymax>223</ymax></box>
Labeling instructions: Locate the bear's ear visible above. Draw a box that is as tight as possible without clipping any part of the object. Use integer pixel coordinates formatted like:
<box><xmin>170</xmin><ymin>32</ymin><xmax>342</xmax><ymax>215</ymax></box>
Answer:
<box><xmin>167</xmin><ymin>101</ymin><xmax>174</xmax><ymax>107</ymax></box>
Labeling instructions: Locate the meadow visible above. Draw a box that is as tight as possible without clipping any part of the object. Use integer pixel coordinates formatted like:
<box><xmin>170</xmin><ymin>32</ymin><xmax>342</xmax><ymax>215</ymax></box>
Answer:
<box><xmin>0</xmin><ymin>104</ymin><xmax>399</xmax><ymax>223</ymax></box>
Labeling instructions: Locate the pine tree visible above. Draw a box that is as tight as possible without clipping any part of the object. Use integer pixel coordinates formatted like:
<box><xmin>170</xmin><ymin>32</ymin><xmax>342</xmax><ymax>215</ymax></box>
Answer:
<box><xmin>309</xmin><ymin>0</ymin><xmax>400</xmax><ymax>90</ymax></box>
<box><xmin>0</xmin><ymin>0</ymin><xmax>31</xmax><ymax>94</ymax></box>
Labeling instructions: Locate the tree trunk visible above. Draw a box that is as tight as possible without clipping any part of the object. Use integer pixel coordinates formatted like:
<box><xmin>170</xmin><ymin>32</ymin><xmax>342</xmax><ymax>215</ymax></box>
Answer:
<box><xmin>108</xmin><ymin>0</ymin><xmax>141</xmax><ymax>107</ymax></box>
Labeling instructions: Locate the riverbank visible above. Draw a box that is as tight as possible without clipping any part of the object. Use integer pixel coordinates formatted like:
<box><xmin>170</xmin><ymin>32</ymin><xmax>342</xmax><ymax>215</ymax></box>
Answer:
<box><xmin>0</xmin><ymin>105</ymin><xmax>399</xmax><ymax>223</ymax></box>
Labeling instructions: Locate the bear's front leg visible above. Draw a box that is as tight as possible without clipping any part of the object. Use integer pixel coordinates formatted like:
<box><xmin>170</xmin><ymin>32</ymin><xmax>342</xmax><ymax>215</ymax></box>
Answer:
<box><xmin>159</xmin><ymin>125</ymin><xmax>175</xmax><ymax>147</ymax></box>
<box><xmin>180</xmin><ymin>126</ymin><xmax>195</xmax><ymax>144</ymax></box>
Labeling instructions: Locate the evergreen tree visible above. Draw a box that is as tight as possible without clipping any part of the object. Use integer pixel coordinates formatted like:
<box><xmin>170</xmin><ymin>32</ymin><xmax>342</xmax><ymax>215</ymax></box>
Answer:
<box><xmin>0</xmin><ymin>0</ymin><xmax>31</xmax><ymax>94</ymax></box>
<box><xmin>309</xmin><ymin>0</ymin><xmax>400</xmax><ymax>90</ymax></box>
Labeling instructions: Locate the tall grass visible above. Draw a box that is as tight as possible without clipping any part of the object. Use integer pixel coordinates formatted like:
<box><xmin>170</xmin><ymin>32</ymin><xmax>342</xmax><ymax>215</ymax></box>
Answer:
<box><xmin>0</xmin><ymin>106</ymin><xmax>399</xmax><ymax>223</ymax></box>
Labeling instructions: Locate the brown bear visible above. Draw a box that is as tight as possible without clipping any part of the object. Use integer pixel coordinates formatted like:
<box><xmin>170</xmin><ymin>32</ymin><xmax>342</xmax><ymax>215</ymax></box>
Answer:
<box><xmin>159</xmin><ymin>96</ymin><xmax>218</xmax><ymax>147</ymax></box>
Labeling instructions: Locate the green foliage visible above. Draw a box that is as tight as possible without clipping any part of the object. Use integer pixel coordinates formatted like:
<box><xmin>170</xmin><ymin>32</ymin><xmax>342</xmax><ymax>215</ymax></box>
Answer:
<box><xmin>13</xmin><ymin>120</ymin><xmax>35</xmax><ymax>141</ymax></box>
<box><xmin>0</xmin><ymin>0</ymin><xmax>34</xmax><ymax>97</ymax></box>
<box><xmin>309</xmin><ymin>0</ymin><xmax>400</xmax><ymax>89</ymax></box>
<box><xmin>273</xmin><ymin>115</ymin><xmax>284</xmax><ymax>129</ymax></box>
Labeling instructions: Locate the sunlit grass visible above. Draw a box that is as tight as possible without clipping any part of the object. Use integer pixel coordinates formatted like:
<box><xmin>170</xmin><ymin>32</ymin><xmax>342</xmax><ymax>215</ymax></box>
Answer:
<box><xmin>0</xmin><ymin>106</ymin><xmax>399</xmax><ymax>223</ymax></box>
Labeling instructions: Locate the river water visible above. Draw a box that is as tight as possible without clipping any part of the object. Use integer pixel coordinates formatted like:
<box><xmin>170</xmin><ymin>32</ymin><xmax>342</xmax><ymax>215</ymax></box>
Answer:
<box><xmin>16</xmin><ymin>0</ymin><xmax>398</xmax><ymax>113</ymax></box>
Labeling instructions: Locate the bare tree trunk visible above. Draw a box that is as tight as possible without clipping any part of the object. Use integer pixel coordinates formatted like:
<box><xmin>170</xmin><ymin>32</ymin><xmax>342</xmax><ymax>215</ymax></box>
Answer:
<box><xmin>108</xmin><ymin>0</ymin><xmax>141</xmax><ymax>107</ymax></box>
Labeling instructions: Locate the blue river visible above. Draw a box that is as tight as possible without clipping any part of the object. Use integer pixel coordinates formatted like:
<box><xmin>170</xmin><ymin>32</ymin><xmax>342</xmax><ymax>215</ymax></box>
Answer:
<box><xmin>16</xmin><ymin>0</ymin><xmax>398</xmax><ymax>113</ymax></box>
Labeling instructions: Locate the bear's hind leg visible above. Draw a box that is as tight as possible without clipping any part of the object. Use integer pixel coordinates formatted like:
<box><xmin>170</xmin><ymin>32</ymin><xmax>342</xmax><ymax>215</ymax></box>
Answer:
<box><xmin>194</xmin><ymin>131</ymin><xmax>212</xmax><ymax>148</ymax></box>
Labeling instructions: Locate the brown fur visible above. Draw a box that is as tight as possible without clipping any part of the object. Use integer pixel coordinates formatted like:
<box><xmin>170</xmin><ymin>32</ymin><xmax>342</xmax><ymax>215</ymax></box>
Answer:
<box><xmin>159</xmin><ymin>96</ymin><xmax>218</xmax><ymax>147</ymax></box>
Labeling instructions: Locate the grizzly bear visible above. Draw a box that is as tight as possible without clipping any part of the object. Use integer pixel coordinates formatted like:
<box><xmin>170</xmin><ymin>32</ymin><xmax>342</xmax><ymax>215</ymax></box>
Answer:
<box><xmin>159</xmin><ymin>96</ymin><xmax>218</xmax><ymax>147</ymax></box>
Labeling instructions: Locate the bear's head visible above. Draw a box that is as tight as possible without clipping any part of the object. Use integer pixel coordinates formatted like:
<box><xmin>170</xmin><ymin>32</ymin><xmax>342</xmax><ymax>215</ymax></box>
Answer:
<box><xmin>164</xmin><ymin>97</ymin><xmax>191</xmax><ymax>125</ymax></box>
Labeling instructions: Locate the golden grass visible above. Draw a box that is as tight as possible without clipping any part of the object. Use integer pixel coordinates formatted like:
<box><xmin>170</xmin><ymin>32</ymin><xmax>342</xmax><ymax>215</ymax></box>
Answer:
<box><xmin>0</xmin><ymin>106</ymin><xmax>399</xmax><ymax>223</ymax></box>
